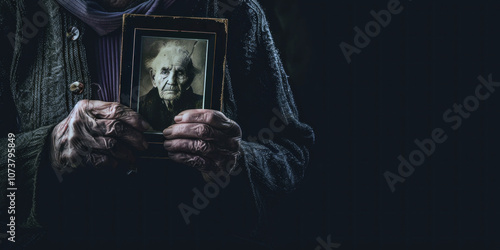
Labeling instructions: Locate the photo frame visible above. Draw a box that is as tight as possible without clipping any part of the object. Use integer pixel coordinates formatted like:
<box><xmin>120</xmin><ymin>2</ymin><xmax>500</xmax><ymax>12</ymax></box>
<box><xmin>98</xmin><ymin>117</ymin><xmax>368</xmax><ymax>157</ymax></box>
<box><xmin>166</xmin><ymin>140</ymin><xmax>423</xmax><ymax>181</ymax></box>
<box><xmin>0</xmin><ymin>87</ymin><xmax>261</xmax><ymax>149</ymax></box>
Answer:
<box><xmin>120</xmin><ymin>14</ymin><xmax>228</xmax><ymax>158</ymax></box>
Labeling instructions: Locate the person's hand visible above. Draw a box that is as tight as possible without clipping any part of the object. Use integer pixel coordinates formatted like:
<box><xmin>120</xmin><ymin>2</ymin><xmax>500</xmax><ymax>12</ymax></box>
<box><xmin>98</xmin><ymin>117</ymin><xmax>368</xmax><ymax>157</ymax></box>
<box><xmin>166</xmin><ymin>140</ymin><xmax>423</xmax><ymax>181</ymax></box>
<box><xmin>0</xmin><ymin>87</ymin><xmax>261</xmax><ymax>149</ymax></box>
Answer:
<box><xmin>50</xmin><ymin>100</ymin><xmax>151</xmax><ymax>180</ymax></box>
<box><xmin>163</xmin><ymin>110</ymin><xmax>242</xmax><ymax>181</ymax></box>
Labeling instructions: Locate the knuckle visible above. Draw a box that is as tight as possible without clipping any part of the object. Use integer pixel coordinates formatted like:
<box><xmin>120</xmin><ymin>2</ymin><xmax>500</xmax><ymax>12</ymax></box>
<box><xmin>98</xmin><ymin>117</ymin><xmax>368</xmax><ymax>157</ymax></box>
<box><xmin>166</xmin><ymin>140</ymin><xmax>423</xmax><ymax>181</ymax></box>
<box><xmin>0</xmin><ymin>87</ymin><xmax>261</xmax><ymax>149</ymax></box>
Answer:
<box><xmin>194</xmin><ymin>140</ymin><xmax>211</xmax><ymax>154</ymax></box>
<box><xmin>75</xmin><ymin>99</ymin><xmax>89</xmax><ymax>110</ymax></box>
<box><xmin>234</xmin><ymin>123</ymin><xmax>242</xmax><ymax>136</ymax></box>
<box><xmin>188</xmin><ymin>156</ymin><xmax>205</xmax><ymax>168</ymax></box>
<box><xmin>227</xmin><ymin>122</ymin><xmax>242</xmax><ymax>136</ymax></box>
<box><xmin>109</xmin><ymin>102</ymin><xmax>124</xmax><ymax>117</ymax></box>
<box><xmin>213</xmin><ymin>111</ymin><xmax>226</xmax><ymax>121</ymax></box>
<box><xmin>196</xmin><ymin>124</ymin><xmax>213</xmax><ymax>138</ymax></box>
<box><xmin>204</xmin><ymin>112</ymin><xmax>215</xmax><ymax>123</ymax></box>
<box><xmin>229</xmin><ymin>138</ymin><xmax>241</xmax><ymax>150</ymax></box>
<box><xmin>110</xmin><ymin>121</ymin><xmax>124</xmax><ymax>135</ymax></box>
<box><xmin>104</xmin><ymin>138</ymin><xmax>117</xmax><ymax>150</ymax></box>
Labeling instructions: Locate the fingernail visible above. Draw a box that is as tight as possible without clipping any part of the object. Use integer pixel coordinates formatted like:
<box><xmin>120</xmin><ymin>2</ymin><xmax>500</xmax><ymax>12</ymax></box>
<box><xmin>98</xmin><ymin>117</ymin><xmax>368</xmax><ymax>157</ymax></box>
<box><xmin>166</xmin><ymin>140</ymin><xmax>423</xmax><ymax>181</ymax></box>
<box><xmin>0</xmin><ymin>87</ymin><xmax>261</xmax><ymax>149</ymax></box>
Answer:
<box><xmin>174</xmin><ymin>115</ymin><xmax>183</xmax><ymax>123</ymax></box>
<box><xmin>143</xmin><ymin>141</ymin><xmax>149</xmax><ymax>149</ymax></box>
<box><xmin>142</xmin><ymin>120</ymin><xmax>152</xmax><ymax>130</ymax></box>
<box><xmin>164</xmin><ymin>141</ymin><xmax>172</xmax><ymax>149</ymax></box>
<box><xmin>163</xmin><ymin>128</ymin><xmax>173</xmax><ymax>137</ymax></box>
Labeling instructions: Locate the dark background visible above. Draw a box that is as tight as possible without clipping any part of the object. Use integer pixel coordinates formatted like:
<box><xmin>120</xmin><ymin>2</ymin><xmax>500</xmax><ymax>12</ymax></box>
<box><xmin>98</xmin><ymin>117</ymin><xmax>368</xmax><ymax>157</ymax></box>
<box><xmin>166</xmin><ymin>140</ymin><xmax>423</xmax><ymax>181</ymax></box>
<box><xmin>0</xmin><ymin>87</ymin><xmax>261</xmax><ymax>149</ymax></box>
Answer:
<box><xmin>258</xmin><ymin>0</ymin><xmax>500</xmax><ymax>249</ymax></box>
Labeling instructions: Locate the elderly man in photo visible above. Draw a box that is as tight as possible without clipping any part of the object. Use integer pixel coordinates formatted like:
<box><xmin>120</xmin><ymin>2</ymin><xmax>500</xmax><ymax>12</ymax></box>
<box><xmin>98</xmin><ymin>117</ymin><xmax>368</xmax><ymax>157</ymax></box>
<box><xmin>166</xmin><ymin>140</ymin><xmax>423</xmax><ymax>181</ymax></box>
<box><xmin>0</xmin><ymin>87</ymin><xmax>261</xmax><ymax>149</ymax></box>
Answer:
<box><xmin>140</xmin><ymin>42</ymin><xmax>203</xmax><ymax>131</ymax></box>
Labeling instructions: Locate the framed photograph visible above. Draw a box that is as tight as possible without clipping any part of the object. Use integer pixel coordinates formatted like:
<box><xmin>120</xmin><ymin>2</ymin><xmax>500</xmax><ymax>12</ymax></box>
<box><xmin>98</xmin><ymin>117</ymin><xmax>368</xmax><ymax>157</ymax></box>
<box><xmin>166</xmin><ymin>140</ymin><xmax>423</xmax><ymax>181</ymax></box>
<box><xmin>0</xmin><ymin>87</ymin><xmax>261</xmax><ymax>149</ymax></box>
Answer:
<box><xmin>120</xmin><ymin>14</ymin><xmax>228</xmax><ymax>158</ymax></box>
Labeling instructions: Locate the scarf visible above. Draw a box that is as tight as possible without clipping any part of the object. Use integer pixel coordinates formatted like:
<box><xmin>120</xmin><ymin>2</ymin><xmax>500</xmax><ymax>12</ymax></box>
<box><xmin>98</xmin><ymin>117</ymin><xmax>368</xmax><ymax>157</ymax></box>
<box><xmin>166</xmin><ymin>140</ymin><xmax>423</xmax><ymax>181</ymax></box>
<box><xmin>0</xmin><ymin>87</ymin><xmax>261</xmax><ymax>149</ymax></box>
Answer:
<box><xmin>55</xmin><ymin>0</ymin><xmax>177</xmax><ymax>36</ymax></box>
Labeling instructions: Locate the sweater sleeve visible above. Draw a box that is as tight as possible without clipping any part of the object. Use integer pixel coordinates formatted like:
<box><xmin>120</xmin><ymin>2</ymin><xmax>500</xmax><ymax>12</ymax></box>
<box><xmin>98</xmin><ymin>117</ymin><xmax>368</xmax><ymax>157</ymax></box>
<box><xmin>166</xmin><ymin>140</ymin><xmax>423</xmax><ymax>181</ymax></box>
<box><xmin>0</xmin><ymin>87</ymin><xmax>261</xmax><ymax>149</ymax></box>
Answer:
<box><xmin>222</xmin><ymin>0</ymin><xmax>315</xmax><ymax>212</ymax></box>
<box><xmin>0</xmin><ymin>0</ymin><xmax>56</xmax><ymax>247</ymax></box>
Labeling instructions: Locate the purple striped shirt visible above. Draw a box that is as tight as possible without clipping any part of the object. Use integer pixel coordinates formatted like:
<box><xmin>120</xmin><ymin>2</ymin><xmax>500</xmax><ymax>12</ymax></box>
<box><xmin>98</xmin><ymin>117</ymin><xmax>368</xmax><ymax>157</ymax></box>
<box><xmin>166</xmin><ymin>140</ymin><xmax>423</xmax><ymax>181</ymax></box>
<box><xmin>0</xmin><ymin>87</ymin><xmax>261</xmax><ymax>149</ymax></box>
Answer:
<box><xmin>56</xmin><ymin>0</ymin><xmax>177</xmax><ymax>101</ymax></box>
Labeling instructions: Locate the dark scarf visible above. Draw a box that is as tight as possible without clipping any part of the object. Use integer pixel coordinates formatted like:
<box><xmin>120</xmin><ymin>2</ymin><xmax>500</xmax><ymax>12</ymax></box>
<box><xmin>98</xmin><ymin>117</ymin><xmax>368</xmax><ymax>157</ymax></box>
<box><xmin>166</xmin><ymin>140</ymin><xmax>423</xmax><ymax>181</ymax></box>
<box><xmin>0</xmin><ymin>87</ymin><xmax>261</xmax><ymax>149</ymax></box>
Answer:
<box><xmin>55</xmin><ymin>0</ymin><xmax>177</xmax><ymax>36</ymax></box>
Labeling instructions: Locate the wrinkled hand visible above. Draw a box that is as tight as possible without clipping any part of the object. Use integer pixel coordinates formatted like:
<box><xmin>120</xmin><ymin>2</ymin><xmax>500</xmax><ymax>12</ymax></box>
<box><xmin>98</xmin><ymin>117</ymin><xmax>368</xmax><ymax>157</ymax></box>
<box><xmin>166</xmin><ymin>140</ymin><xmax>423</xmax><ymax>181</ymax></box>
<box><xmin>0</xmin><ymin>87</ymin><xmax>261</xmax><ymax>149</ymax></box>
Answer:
<box><xmin>163</xmin><ymin>110</ymin><xmax>242</xmax><ymax>180</ymax></box>
<box><xmin>50</xmin><ymin>100</ymin><xmax>151</xmax><ymax>179</ymax></box>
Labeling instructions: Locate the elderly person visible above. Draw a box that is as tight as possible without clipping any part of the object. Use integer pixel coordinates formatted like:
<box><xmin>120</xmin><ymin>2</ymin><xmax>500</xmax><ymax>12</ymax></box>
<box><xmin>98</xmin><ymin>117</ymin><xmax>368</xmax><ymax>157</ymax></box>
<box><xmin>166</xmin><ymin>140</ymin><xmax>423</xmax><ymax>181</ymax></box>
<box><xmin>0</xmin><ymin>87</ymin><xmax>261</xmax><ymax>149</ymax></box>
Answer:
<box><xmin>140</xmin><ymin>41</ymin><xmax>203</xmax><ymax>130</ymax></box>
<box><xmin>0</xmin><ymin>0</ymin><xmax>314</xmax><ymax>248</ymax></box>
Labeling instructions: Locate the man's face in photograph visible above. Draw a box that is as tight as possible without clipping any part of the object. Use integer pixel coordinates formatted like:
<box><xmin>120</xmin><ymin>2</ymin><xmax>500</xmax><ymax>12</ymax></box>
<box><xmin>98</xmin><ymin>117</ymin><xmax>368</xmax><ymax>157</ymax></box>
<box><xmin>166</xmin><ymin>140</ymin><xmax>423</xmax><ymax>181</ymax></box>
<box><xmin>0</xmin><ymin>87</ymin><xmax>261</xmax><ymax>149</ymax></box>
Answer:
<box><xmin>149</xmin><ymin>44</ymin><xmax>193</xmax><ymax>103</ymax></box>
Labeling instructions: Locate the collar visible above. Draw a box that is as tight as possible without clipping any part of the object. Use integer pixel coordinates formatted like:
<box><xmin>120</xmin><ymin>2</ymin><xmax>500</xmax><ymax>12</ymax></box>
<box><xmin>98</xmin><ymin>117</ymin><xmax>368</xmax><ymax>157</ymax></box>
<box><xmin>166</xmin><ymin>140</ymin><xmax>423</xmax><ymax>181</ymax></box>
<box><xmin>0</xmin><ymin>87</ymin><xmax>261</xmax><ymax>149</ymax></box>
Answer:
<box><xmin>55</xmin><ymin>0</ymin><xmax>177</xmax><ymax>36</ymax></box>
